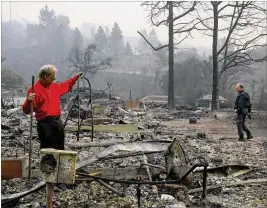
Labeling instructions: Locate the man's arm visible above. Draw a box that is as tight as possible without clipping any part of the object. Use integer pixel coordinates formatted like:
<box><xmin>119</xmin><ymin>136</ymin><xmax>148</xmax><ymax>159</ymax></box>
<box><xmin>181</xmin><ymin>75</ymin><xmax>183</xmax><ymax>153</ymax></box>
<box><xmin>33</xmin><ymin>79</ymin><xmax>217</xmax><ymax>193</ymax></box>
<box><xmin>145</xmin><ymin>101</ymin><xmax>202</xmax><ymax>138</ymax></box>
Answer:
<box><xmin>58</xmin><ymin>73</ymin><xmax>82</xmax><ymax>96</ymax></box>
<box><xmin>246</xmin><ymin>93</ymin><xmax>252</xmax><ymax>113</ymax></box>
<box><xmin>248</xmin><ymin>103</ymin><xmax>252</xmax><ymax>113</ymax></box>
<box><xmin>22</xmin><ymin>88</ymin><xmax>39</xmax><ymax>114</ymax></box>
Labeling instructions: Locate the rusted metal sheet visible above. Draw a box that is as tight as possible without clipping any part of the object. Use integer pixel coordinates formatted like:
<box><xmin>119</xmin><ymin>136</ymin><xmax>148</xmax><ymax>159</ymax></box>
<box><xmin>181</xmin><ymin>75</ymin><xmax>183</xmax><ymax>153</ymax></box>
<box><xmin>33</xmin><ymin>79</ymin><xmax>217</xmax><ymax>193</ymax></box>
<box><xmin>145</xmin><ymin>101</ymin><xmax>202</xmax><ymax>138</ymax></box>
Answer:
<box><xmin>1</xmin><ymin>158</ymin><xmax>23</xmax><ymax>180</ymax></box>
<box><xmin>124</xmin><ymin>100</ymin><xmax>140</xmax><ymax>110</ymax></box>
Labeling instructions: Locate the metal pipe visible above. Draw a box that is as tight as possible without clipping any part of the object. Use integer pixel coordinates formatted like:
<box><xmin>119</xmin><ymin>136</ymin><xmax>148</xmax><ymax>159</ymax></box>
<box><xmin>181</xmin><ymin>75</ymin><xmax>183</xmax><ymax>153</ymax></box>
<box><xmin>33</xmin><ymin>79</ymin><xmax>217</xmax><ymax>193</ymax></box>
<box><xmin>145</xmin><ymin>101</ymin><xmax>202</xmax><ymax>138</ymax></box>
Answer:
<box><xmin>28</xmin><ymin>75</ymin><xmax>34</xmax><ymax>180</ymax></box>
<box><xmin>90</xmin><ymin>90</ymin><xmax>93</xmax><ymax>142</ymax></box>
<box><xmin>142</xmin><ymin>155</ymin><xmax>159</xmax><ymax>195</ymax></box>
<box><xmin>95</xmin><ymin>179</ymin><xmax>125</xmax><ymax>197</ymax></box>
<box><xmin>142</xmin><ymin>155</ymin><xmax>152</xmax><ymax>181</ymax></box>
<box><xmin>76</xmin><ymin>76</ymin><xmax>93</xmax><ymax>142</ymax></box>
<box><xmin>77</xmin><ymin>167</ymin><xmax>124</xmax><ymax>197</ymax></box>
<box><xmin>178</xmin><ymin>163</ymin><xmax>203</xmax><ymax>182</ymax></box>
<box><xmin>77</xmin><ymin>79</ymin><xmax>80</xmax><ymax>142</ymax></box>
<box><xmin>140</xmin><ymin>162</ymin><xmax>166</xmax><ymax>171</ymax></box>
<box><xmin>63</xmin><ymin>95</ymin><xmax>78</xmax><ymax>128</ymax></box>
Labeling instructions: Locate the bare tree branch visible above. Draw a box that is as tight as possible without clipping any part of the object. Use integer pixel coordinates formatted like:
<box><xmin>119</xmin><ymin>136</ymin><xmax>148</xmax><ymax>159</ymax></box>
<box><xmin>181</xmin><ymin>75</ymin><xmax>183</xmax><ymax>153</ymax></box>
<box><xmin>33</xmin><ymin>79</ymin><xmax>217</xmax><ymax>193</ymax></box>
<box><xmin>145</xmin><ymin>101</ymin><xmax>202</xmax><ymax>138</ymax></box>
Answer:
<box><xmin>137</xmin><ymin>31</ymin><xmax>168</xmax><ymax>51</ymax></box>
<box><xmin>172</xmin><ymin>1</ymin><xmax>197</xmax><ymax>22</ymax></box>
<box><xmin>67</xmin><ymin>44</ymin><xmax>112</xmax><ymax>78</ymax></box>
<box><xmin>218</xmin><ymin>33</ymin><xmax>267</xmax><ymax>64</ymax></box>
<box><xmin>217</xmin><ymin>1</ymin><xmax>247</xmax><ymax>56</ymax></box>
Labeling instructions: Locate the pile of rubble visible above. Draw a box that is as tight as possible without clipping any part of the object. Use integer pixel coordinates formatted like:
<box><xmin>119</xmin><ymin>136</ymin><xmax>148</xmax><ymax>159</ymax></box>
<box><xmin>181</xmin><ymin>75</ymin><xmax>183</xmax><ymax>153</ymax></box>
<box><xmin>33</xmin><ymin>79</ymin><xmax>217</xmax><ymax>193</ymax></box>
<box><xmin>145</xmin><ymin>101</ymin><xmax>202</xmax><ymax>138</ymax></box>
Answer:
<box><xmin>1</xmin><ymin>94</ymin><xmax>267</xmax><ymax>208</ymax></box>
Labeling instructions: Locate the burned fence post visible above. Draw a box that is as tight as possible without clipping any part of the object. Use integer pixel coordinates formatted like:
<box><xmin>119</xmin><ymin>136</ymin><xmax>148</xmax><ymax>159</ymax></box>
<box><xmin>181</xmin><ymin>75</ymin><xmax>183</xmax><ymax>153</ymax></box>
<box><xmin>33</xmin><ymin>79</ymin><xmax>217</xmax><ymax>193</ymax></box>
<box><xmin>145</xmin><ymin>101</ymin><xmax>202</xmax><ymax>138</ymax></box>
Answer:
<box><xmin>202</xmin><ymin>165</ymin><xmax>208</xmax><ymax>200</ymax></box>
<box><xmin>137</xmin><ymin>184</ymin><xmax>141</xmax><ymax>208</ymax></box>
<box><xmin>46</xmin><ymin>183</ymin><xmax>53</xmax><ymax>208</ymax></box>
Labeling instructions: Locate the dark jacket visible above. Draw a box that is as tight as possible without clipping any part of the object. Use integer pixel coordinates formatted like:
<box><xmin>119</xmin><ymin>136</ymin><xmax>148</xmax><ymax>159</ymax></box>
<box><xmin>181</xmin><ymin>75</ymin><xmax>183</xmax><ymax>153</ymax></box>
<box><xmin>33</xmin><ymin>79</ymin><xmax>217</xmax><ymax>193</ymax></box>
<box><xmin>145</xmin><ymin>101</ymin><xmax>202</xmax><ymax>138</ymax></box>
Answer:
<box><xmin>234</xmin><ymin>90</ymin><xmax>251</xmax><ymax>114</ymax></box>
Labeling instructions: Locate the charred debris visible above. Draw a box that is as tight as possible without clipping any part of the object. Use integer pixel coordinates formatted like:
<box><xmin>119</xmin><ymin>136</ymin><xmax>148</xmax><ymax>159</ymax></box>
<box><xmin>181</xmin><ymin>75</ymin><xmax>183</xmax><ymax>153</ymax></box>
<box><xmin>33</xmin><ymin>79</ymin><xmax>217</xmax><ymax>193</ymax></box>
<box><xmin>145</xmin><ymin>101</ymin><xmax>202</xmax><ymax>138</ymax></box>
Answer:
<box><xmin>1</xmin><ymin>85</ymin><xmax>267</xmax><ymax>208</ymax></box>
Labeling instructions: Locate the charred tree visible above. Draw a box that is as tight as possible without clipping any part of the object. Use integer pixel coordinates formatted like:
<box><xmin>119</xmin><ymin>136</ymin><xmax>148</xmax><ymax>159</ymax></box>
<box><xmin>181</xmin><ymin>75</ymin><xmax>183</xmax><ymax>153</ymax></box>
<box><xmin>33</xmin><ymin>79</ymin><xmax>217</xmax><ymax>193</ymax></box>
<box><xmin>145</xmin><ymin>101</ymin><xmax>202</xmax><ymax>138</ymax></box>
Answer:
<box><xmin>211</xmin><ymin>1</ymin><xmax>220</xmax><ymax>111</ymax></box>
<box><xmin>139</xmin><ymin>1</ymin><xmax>197</xmax><ymax>108</ymax></box>
<box><xmin>67</xmin><ymin>44</ymin><xmax>112</xmax><ymax>79</ymax></box>
<box><xmin>168</xmin><ymin>1</ymin><xmax>175</xmax><ymax>107</ymax></box>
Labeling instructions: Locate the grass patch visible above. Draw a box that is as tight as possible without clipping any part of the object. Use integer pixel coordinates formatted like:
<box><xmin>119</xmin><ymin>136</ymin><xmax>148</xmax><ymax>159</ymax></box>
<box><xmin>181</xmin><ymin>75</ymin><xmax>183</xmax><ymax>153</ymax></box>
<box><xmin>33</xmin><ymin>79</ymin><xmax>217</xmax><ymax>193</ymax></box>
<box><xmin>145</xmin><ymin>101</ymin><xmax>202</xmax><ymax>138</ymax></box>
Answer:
<box><xmin>65</xmin><ymin>124</ymin><xmax>143</xmax><ymax>133</ymax></box>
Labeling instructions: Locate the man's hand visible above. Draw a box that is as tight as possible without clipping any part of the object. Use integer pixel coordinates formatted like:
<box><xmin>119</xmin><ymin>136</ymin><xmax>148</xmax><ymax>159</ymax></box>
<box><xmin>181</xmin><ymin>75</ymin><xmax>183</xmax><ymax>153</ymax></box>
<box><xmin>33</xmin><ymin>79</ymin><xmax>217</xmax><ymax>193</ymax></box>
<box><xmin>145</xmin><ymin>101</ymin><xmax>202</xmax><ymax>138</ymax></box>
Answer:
<box><xmin>77</xmin><ymin>72</ymin><xmax>83</xmax><ymax>78</ymax></box>
<box><xmin>234</xmin><ymin>109</ymin><xmax>238</xmax><ymax>113</ymax></box>
<box><xmin>27</xmin><ymin>93</ymin><xmax>35</xmax><ymax>102</ymax></box>
<box><xmin>248</xmin><ymin>113</ymin><xmax>252</xmax><ymax>119</ymax></box>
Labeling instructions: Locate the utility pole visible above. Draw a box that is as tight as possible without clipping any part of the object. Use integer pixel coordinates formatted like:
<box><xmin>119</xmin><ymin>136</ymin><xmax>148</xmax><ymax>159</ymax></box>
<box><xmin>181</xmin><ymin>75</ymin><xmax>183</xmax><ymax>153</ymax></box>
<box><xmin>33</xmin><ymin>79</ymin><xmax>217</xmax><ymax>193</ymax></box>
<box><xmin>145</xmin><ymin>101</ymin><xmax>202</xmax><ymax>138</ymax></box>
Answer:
<box><xmin>168</xmin><ymin>1</ymin><xmax>175</xmax><ymax>108</ymax></box>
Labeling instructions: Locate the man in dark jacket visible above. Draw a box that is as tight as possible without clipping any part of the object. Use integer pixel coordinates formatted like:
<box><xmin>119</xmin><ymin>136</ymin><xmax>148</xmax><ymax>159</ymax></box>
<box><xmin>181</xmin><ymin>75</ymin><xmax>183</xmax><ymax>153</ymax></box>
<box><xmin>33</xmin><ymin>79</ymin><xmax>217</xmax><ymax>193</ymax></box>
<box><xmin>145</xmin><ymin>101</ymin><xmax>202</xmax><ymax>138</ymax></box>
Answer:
<box><xmin>234</xmin><ymin>83</ymin><xmax>253</xmax><ymax>141</ymax></box>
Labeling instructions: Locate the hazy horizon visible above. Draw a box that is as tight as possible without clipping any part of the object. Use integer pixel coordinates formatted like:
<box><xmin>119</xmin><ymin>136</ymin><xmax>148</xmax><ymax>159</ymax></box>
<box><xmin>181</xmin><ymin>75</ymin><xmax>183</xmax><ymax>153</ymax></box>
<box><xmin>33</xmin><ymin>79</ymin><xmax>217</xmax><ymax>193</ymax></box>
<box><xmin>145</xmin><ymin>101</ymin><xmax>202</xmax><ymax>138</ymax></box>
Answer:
<box><xmin>1</xmin><ymin>1</ymin><xmax>213</xmax><ymax>49</ymax></box>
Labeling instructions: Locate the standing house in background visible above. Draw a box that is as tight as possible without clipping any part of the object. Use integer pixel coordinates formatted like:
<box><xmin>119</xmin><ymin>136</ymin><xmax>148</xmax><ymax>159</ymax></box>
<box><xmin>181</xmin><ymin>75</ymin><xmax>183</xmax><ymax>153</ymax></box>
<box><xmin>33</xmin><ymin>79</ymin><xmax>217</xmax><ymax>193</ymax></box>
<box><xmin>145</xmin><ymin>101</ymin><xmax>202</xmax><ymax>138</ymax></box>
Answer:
<box><xmin>196</xmin><ymin>94</ymin><xmax>229</xmax><ymax>108</ymax></box>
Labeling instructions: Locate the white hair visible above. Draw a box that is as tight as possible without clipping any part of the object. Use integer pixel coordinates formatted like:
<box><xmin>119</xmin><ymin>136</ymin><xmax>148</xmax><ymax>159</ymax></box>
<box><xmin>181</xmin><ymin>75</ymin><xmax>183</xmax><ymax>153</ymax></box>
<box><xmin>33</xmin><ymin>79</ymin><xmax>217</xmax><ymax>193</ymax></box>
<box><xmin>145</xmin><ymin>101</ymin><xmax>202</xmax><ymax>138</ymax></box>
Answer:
<box><xmin>38</xmin><ymin>64</ymin><xmax>57</xmax><ymax>79</ymax></box>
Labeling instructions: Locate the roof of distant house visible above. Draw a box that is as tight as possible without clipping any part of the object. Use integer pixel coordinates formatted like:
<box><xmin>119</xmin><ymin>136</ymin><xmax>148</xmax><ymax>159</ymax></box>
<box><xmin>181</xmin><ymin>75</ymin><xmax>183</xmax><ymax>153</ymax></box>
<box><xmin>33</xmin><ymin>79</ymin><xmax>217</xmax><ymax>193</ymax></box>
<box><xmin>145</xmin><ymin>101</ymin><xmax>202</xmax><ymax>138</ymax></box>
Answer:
<box><xmin>196</xmin><ymin>94</ymin><xmax>228</xmax><ymax>102</ymax></box>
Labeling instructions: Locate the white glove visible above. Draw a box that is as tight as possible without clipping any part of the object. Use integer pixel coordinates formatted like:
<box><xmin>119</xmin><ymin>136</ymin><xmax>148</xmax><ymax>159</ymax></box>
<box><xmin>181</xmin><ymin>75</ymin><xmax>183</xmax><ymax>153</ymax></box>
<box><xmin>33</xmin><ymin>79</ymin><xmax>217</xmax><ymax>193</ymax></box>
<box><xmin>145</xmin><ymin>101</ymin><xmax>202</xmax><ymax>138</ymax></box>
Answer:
<box><xmin>234</xmin><ymin>109</ymin><xmax>238</xmax><ymax>113</ymax></box>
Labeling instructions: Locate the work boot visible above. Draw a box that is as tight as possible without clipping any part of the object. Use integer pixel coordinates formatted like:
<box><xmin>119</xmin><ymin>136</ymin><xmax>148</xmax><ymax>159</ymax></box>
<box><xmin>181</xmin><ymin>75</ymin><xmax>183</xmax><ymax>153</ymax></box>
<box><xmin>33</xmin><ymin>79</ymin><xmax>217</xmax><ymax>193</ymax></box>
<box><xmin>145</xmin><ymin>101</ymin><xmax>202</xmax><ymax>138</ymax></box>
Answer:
<box><xmin>247</xmin><ymin>131</ymin><xmax>253</xmax><ymax>139</ymax></box>
<box><xmin>238</xmin><ymin>136</ymin><xmax>246</xmax><ymax>141</ymax></box>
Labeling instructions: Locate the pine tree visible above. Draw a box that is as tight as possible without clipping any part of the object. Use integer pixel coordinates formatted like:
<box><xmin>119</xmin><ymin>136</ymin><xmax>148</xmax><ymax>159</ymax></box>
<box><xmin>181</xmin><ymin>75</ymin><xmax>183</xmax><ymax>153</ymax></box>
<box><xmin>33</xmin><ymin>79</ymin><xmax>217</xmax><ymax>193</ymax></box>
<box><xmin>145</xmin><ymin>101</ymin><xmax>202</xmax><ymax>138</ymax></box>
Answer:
<box><xmin>148</xmin><ymin>29</ymin><xmax>160</xmax><ymax>47</ymax></box>
<box><xmin>54</xmin><ymin>15</ymin><xmax>71</xmax><ymax>61</ymax></box>
<box><xmin>91</xmin><ymin>28</ymin><xmax>96</xmax><ymax>41</ymax></box>
<box><xmin>125</xmin><ymin>42</ymin><xmax>133</xmax><ymax>56</ymax></box>
<box><xmin>38</xmin><ymin>5</ymin><xmax>57</xmax><ymax>59</ymax></box>
<box><xmin>38</xmin><ymin>5</ymin><xmax>56</xmax><ymax>28</ymax></box>
<box><xmin>110</xmin><ymin>22</ymin><xmax>124</xmax><ymax>57</ymax></box>
<box><xmin>105</xmin><ymin>26</ymin><xmax>111</xmax><ymax>38</ymax></box>
<box><xmin>95</xmin><ymin>26</ymin><xmax>109</xmax><ymax>51</ymax></box>
<box><xmin>72</xmin><ymin>28</ymin><xmax>84</xmax><ymax>49</ymax></box>
<box><xmin>137</xmin><ymin>29</ymin><xmax>149</xmax><ymax>54</ymax></box>
<box><xmin>56</xmin><ymin>15</ymin><xmax>70</xmax><ymax>28</ymax></box>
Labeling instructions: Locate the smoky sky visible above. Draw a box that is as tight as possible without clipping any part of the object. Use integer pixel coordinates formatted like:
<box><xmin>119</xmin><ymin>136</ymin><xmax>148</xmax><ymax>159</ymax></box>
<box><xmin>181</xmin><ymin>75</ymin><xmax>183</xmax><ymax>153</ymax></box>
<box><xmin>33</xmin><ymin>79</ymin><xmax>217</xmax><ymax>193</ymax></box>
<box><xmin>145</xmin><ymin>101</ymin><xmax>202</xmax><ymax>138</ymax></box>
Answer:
<box><xmin>1</xmin><ymin>1</ymin><xmax>213</xmax><ymax>48</ymax></box>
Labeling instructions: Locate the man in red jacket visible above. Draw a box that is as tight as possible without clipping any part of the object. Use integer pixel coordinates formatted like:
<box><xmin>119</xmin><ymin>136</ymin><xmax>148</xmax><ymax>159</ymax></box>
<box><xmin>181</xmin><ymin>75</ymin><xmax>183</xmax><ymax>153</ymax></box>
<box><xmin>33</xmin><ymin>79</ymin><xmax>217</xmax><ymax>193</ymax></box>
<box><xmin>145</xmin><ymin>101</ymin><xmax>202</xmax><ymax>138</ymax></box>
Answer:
<box><xmin>22</xmin><ymin>64</ymin><xmax>83</xmax><ymax>150</ymax></box>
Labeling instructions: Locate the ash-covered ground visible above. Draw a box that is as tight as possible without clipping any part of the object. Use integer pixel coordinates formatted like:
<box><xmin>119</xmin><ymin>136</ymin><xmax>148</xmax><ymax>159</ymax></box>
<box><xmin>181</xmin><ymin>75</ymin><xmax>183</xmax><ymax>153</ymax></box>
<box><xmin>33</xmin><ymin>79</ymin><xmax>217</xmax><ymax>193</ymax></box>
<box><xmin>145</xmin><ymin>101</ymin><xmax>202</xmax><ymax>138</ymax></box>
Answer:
<box><xmin>1</xmin><ymin>103</ymin><xmax>267</xmax><ymax>208</ymax></box>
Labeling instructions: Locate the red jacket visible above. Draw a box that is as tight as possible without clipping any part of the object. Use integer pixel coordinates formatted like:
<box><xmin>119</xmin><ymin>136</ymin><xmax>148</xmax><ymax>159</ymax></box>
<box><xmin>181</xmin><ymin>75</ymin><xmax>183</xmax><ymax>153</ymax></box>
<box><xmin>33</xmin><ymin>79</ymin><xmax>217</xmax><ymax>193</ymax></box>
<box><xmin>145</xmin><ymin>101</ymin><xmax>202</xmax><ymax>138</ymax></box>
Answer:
<box><xmin>22</xmin><ymin>75</ymin><xmax>79</xmax><ymax>121</ymax></box>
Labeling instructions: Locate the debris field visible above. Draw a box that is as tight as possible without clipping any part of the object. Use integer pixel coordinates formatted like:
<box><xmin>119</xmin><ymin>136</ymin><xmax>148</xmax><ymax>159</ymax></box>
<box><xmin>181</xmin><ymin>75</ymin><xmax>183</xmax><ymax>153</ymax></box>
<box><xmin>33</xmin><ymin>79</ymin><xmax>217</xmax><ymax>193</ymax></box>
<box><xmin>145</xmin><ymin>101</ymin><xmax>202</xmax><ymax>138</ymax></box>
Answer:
<box><xmin>1</xmin><ymin>97</ymin><xmax>267</xmax><ymax>208</ymax></box>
